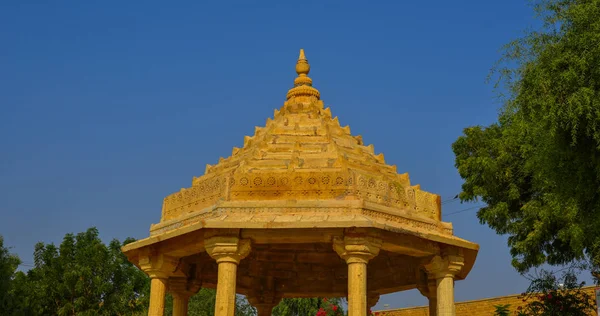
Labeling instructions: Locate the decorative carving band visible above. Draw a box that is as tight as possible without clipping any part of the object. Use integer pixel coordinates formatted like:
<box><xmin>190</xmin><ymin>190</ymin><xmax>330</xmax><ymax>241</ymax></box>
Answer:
<box><xmin>160</xmin><ymin>171</ymin><xmax>441</xmax><ymax>223</ymax></box>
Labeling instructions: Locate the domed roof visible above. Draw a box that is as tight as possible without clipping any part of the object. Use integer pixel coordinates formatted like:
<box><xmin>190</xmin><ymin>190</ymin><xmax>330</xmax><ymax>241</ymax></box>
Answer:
<box><xmin>158</xmin><ymin>50</ymin><xmax>441</xmax><ymax>228</ymax></box>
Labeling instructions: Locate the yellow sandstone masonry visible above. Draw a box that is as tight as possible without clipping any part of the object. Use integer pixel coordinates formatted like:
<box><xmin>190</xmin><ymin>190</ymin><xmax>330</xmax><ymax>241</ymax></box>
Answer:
<box><xmin>122</xmin><ymin>50</ymin><xmax>479</xmax><ymax>316</ymax></box>
<box><xmin>374</xmin><ymin>286</ymin><xmax>598</xmax><ymax>316</ymax></box>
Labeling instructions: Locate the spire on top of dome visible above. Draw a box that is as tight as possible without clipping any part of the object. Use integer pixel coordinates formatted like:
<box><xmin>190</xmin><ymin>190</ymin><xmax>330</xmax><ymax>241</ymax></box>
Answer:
<box><xmin>286</xmin><ymin>49</ymin><xmax>320</xmax><ymax>101</ymax></box>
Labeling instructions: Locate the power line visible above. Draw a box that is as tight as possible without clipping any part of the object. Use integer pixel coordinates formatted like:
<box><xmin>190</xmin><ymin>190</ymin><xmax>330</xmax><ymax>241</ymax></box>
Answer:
<box><xmin>442</xmin><ymin>204</ymin><xmax>484</xmax><ymax>218</ymax></box>
<box><xmin>440</xmin><ymin>194</ymin><xmax>460</xmax><ymax>206</ymax></box>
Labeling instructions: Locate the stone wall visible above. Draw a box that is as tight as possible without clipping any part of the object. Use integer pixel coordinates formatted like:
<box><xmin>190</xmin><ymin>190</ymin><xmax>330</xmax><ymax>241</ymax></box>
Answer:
<box><xmin>374</xmin><ymin>286</ymin><xmax>598</xmax><ymax>316</ymax></box>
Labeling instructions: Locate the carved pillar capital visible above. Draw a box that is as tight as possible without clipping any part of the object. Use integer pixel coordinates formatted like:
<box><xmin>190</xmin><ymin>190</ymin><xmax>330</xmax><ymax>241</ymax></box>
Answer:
<box><xmin>139</xmin><ymin>253</ymin><xmax>179</xmax><ymax>279</ymax></box>
<box><xmin>247</xmin><ymin>292</ymin><xmax>281</xmax><ymax>306</ymax></box>
<box><xmin>424</xmin><ymin>255</ymin><xmax>464</xmax><ymax>280</ymax></box>
<box><xmin>248</xmin><ymin>294</ymin><xmax>282</xmax><ymax>316</ymax></box>
<box><xmin>168</xmin><ymin>277</ymin><xmax>201</xmax><ymax>299</ymax></box>
<box><xmin>333</xmin><ymin>235</ymin><xmax>382</xmax><ymax>264</ymax></box>
<box><xmin>205</xmin><ymin>236</ymin><xmax>251</xmax><ymax>264</ymax></box>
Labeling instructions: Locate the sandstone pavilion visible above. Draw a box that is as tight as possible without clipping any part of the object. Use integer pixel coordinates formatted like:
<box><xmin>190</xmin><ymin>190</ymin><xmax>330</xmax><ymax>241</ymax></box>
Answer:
<box><xmin>122</xmin><ymin>50</ymin><xmax>479</xmax><ymax>316</ymax></box>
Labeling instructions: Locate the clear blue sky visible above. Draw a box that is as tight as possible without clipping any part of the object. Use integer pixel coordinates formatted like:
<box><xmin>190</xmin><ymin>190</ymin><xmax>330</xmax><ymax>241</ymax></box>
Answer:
<box><xmin>0</xmin><ymin>0</ymin><xmax>567</xmax><ymax>310</ymax></box>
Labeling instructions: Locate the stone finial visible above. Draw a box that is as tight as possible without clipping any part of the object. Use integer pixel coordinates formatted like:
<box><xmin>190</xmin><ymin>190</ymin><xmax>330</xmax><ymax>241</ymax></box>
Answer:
<box><xmin>205</xmin><ymin>236</ymin><xmax>251</xmax><ymax>264</ymax></box>
<box><xmin>286</xmin><ymin>49</ymin><xmax>321</xmax><ymax>101</ymax></box>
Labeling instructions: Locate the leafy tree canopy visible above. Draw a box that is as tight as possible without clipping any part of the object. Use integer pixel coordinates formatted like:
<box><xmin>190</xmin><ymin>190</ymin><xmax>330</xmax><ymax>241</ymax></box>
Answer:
<box><xmin>452</xmin><ymin>0</ymin><xmax>600</xmax><ymax>276</ymax></box>
<box><xmin>0</xmin><ymin>235</ymin><xmax>21</xmax><ymax>313</ymax></box>
<box><xmin>11</xmin><ymin>227</ymin><xmax>149</xmax><ymax>316</ymax></box>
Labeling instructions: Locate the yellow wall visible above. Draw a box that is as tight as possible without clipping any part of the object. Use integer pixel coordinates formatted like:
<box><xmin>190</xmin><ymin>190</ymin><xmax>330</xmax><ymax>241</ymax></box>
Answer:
<box><xmin>374</xmin><ymin>286</ymin><xmax>598</xmax><ymax>316</ymax></box>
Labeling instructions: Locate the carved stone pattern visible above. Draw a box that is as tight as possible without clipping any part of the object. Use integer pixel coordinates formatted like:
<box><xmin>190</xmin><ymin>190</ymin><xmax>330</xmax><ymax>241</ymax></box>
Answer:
<box><xmin>161</xmin><ymin>175</ymin><xmax>228</xmax><ymax>221</ymax></box>
<box><xmin>160</xmin><ymin>171</ymin><xmax>441</xmax><ymax>222</ymax></box>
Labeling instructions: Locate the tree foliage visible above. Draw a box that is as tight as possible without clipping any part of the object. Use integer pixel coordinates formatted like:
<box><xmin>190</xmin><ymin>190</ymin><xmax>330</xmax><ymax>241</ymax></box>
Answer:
<box><xmin>452</xmin><ymin>0</ymin><xmax>600</xmax><ymax>275</ymax></box>
<box><xmin>0</xmin><ymin>235</ymin><xmax>21</xmax><ymax>313</ymax></box>
<box><xmin>516</xmin><ymin>269</ymin><xmax>595</xmax><ymax>315</ymax></box>
<box><xmin>8</xmin><ymin>228</ymin><xmax>149</xmax><ymax>316</ymax></box>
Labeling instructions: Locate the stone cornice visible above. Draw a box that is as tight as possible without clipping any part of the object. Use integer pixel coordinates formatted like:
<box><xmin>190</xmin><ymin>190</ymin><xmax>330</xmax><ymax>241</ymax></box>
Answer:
<box><xmin>150</xmin><ymin>201</ymin><xmax>454</xmax><ymax>238</ymax></box>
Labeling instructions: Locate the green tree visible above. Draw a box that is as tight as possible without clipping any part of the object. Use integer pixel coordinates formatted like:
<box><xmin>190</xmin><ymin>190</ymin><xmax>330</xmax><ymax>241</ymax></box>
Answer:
<box><xmin>516</xmin><ymin>269</ymin><xmax>595</xmax><ymax>315</ymax></box>
<box><xmin>14</xmin><ymin>227</ymin><xmax>150</xmax><ymax>315</ymax></box>
<box><xmin>0</xmin><ymin>235</ymin><xmax>21</xmax><ymax>313</ymax></box>
<box><xmin>452</xmin><ymin>0</ymin><xmax>600</xmax><ymax>275</ymax></box>
<box><xmin>163</xmin><ymin>290</ymin><xmax>255</xmax><ymax>316</ymax></box>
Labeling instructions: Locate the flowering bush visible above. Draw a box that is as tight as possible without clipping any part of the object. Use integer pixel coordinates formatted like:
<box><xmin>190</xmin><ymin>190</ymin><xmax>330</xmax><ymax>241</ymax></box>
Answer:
<box><xmin>516</xmin><ymin>270</ymin><xmax>595</xmax><ymax>316</ymax></box>
<box><xmin>314</xmin><ymin>298</ymin><xmax>344</xmax><ymax>316</ymax></box>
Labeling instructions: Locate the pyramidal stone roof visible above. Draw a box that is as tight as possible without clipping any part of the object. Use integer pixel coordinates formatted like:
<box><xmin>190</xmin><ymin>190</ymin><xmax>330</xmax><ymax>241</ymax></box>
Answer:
<box><xmin>159</xmin><ymin>50</ymin><xmax>442</xmax><ymax>229</ymax></box>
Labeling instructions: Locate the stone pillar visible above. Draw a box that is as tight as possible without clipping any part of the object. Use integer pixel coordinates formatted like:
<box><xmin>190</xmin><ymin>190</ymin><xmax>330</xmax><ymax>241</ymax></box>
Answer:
<box><xmin>139</xmin><ymin>254</ymin><xmax>179</xmax><ymax>316</ymax></box>
<box><xmin>418</xmin><ymin>278</ymin><xmax>438</xmax><ymax>316</ymax></box>
<box><xmin>206</xmin><ymin>236</ymin><xmax>251</xmax><ymax>316</ymax></box>
<box><xmin>172</xmin><ymin>293</ymin><xmax>189</xmax><ymax>316</ymax></box>
<box><xmin>169</xmin><ymin>278</ymin><xmax>201</xmax><ymax>316</ymax></box>
<box><xmin>149</xmin><ymin>278</ymin><xmax>168</xmax><ymax>316</ymax></box>
<box><xmin>333</xmin><ymin>235</ymin><xmax>381</xmax><ymax>316</ymax></box>
<box><xmin>424</xmin><ymin>255</ymin><xmax>464</xmax><ymax>316</ymax></box>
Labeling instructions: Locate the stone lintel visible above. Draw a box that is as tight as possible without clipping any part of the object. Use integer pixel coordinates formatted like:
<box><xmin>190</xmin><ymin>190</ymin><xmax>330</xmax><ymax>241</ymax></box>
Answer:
<box><xmin>205</xmin><ymin>235</ymin><xmax>251</xmax><ymax>264</ymax></box>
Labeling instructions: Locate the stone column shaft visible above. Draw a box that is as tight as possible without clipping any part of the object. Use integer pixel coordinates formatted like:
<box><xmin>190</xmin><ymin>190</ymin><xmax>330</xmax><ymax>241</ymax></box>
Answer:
<box><xmin>215</xmin><ymin>261</ymin><xmax>238</xmax><ymax>316</ymax></box>
<box><xmin>148</xmin><ymin>278</ymin><xmax>167</xmax><ymax>316</ymax></box>
<box><xmin>424</xmin><ymin>255</ymin><xmax>464</xmax><ymax>316</ymax></box>
<box><xmin>333</xmin><ymin>234</ymin><xmax>381</xmax><ymax>316</ymax></box>
<box><xmin>172</xmin><ymin>294</ymin><xmax>190</xmax><ymax>316</ymax></box>
<box><xmin>436</xmin><ymin>276</ymin><xmax>454</xmax><ymax>316</ymax></box>
<box><xmin>139</xmin><ymin>254</ymin><xmax>178</xmax><ymax>316</ymax></box>
<box><xmin>206</xmin><ymin>236</ymin><xmax>251</xmax><ymax>316</ymax></box>
<box><xmin>348</xmin><ymin>262</ymin><xmax>368</xmax><ymax>316</ymax></box>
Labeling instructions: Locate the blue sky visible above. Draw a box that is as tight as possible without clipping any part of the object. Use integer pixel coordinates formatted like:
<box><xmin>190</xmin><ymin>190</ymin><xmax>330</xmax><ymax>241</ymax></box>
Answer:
<box><xmin>0</xmin><ymin>0</ymin><xmax>569</xmax><ymax>310</ymax></box>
